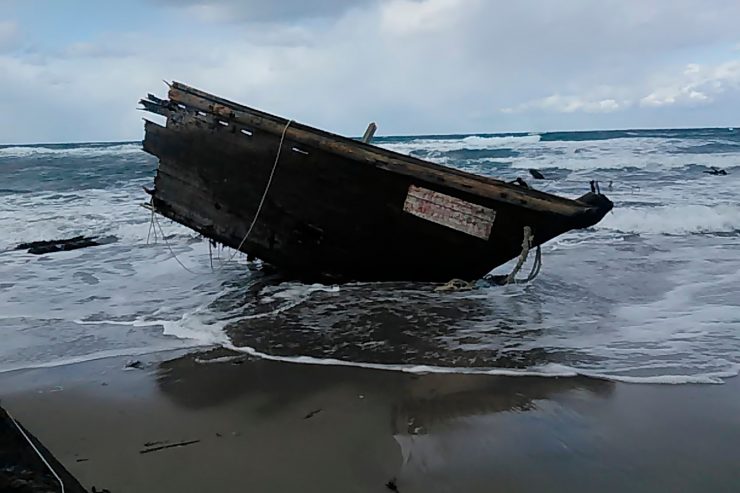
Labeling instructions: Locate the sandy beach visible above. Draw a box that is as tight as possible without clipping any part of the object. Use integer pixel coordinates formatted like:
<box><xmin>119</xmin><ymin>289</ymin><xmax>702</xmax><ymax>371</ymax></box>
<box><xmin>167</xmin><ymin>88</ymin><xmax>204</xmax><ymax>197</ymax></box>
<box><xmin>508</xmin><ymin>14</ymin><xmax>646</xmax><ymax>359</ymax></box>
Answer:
<box><xmin>2</xmin><ymin>350</ymin><xmax>739</xmax><ymax>493</ymax></box>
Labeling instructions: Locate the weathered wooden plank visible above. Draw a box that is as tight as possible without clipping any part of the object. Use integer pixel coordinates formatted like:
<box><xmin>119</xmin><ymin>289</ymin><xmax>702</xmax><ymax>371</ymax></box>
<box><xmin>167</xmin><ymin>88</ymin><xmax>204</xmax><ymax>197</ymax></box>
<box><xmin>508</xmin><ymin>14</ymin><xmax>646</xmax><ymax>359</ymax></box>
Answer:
<box><xmin>139</xmin><ymin>98</ymin><xmax>171</xmax><ymax>117</ymax></box>
<box><xmin>362</xmin><ymin>122</ymin><xmax>377</xmax><ymax>143</ymax></box>
<box><xmin>403</xmin><ymin>185</ymin><xmax>497</xmax><ymax>240</ymax></box>
<box><xmin>146</xmin><ymin>122</ymin><xmax>515</xmax><ymax>280</ymax></box>
<box><xmin>166</xmin><ymin>83</ymin><xmax>592</xmax><ymax>216</ymax></box>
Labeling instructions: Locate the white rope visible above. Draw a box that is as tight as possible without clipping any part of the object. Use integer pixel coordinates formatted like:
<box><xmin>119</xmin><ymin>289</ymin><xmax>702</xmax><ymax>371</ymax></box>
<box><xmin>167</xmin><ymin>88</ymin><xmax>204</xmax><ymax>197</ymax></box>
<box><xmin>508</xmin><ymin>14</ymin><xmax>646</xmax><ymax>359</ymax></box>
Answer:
<box><xmin>147</xmin><ymin>119</ymin><xmax>292</xmax><ymax>275</ymax></box>
<box><xmin>6</xmin><ymin>409</ymin><xmax>65</xmax><ymax>493</ymax></box>
<box><xmin>146</xmin><ymin>202</ymin><xmax>158</xmax><ymax>245</ymax></box>
<box><xmin>219</xmin><ymin>119</ymin><xmax>293</xmax><ymax>266</ymax></box>
<box><xmin>153</xmin><ymin>213</ymin><xmax>202</xmax><ymax>275</ymax></box>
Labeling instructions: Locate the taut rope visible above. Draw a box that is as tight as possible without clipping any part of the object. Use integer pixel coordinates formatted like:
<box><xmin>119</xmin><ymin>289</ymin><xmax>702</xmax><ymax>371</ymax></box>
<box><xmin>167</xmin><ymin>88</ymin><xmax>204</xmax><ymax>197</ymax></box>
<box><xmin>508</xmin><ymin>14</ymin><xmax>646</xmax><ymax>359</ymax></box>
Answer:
<box><xmin>220</xmin><ymin>119</ymin><xmax>293</xmax><ymax>266</ymax></box>
<box><xmin>148</xmin><ymin>119</ymin><xmax>293</xmax><ymax>274</ymax></box>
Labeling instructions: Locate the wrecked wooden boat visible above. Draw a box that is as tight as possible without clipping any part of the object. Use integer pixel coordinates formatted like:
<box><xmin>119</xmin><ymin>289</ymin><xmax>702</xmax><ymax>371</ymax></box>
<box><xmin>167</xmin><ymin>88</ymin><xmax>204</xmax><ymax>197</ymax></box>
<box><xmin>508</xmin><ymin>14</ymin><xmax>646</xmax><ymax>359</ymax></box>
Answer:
<box><xmin>140</xmin><ymin>82</ymin><xmax>613</xmax><ymax>282</ymax></box>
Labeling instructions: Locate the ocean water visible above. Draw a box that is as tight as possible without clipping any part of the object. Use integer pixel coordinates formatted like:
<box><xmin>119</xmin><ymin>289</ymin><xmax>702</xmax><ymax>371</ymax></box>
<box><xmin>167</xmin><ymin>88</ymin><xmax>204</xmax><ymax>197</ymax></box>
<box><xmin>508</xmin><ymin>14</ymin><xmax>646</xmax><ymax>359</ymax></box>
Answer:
<box><xmin>1</xmin><ymin>128</ymin><xmax>739</xmax><ymax>383</ymax></box>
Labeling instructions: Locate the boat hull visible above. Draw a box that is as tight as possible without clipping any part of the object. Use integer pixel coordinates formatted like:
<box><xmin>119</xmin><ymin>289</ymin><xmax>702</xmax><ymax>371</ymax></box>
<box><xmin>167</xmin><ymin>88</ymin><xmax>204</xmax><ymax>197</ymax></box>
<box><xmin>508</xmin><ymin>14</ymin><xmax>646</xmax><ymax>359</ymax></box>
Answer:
<box><xmin>142</xmin><ymin>83</ymin><xmax>612</xmax><ymax>282</ymax></box>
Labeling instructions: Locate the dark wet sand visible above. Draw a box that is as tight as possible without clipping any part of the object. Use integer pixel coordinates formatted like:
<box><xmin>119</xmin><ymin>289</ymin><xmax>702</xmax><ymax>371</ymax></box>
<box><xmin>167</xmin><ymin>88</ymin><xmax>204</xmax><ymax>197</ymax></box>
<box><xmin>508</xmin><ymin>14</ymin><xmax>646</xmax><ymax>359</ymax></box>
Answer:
<box><xmin>1</xmin><ymin>350</ymin><xmax>739</xmax><ymax>493</ymax></box>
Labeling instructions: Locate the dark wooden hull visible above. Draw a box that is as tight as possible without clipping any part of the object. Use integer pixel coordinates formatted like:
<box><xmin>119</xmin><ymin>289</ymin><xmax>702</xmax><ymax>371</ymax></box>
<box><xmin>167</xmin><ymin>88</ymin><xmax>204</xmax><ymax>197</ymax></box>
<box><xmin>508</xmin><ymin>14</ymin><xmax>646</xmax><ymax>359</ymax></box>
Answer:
<box><xmin>141</xmin><ymin>82</ymin><xmax>613</xmax><ymax>282</ymax></box>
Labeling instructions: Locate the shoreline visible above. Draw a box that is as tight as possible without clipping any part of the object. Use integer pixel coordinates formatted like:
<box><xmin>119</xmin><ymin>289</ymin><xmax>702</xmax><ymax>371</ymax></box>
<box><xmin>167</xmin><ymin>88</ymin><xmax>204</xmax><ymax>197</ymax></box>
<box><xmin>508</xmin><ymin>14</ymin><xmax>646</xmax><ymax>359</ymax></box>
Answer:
<box><xmin>4</xmin><ymin>343</ymin><xmax>737</xmax><ymax>385</ymax></box>
<box><xmin>2</xmin><ymin>349</ymin><xmax>739</xmax><ymax>492</ymax></box>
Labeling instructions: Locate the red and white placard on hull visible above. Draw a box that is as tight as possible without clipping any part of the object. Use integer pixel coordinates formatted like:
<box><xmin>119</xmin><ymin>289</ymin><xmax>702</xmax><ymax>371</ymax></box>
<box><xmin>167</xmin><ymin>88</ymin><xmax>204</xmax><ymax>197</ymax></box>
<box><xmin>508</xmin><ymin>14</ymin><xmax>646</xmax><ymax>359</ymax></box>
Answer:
<box><xmin>402</xmin><ymin>185</ymin><xmax>497</xmax><ymax>240</ymax></box>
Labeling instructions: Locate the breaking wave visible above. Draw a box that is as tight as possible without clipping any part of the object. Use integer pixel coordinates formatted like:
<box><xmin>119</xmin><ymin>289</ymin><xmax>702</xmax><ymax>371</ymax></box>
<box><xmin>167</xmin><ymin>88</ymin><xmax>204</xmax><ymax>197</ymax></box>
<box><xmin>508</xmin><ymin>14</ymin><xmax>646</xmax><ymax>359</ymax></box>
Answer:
<box><xmin>0</xmin><ymin>143</ymin><xmax>143</xmax><ymax>159</ymax></box>
<box><xmin>381</xmin><ymin>134</ymin><xmax>541</xmax><ymax>155</ymax></box>
<box><xmin>0</xmin><ymin>188</ymin><xmax>151</xmax><ymax>251</ymax></box>
<box><xmin>380</xmin><ymin>133</ymin><xmax>740</xmax><ymax>172</ymax></box>
<box><xmin>598</xmin><ymin>204</ymin><xmax>740</xmax><ymax>235</ymax></box>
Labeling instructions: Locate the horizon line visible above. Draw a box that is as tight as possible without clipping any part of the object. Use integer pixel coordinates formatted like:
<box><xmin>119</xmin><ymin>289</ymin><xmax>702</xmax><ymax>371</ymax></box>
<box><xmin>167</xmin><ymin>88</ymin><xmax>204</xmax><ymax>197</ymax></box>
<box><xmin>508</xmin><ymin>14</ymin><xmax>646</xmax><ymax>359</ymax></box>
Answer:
<box><xmin>1</xmin><ymin>124</ymin><xmax>737</xmax><ymax>147</ymax></box>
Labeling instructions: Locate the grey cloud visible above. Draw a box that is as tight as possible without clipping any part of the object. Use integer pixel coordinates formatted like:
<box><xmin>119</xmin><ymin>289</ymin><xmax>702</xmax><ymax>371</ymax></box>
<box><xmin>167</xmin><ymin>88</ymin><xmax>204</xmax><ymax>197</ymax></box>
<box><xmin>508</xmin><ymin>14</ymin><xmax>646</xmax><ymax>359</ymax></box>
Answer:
<box><xmin>3</xmin><ymin>0</ymin><xmax>740</xmax><ymax>143</ymax></box>
<box><xmin>152</xmin><ymin>0</ymin><xmax>375</xmax><ymax>22</ymax></box>
<box><xmin>0</xmin><ymin>20</ymin><xmax>19</xmax><ymax>52</ymax></box>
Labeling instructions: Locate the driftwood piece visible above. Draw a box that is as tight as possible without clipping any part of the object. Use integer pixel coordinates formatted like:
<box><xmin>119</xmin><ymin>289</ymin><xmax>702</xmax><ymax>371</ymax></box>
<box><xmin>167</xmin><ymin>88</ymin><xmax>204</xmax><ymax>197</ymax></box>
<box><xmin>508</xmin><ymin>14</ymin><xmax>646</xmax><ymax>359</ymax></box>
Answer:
<box><xmin>139</xmin><ymin>439</ymin><xmax>200</xmax><ymax>455</ymax></box>
<box><xmin>14</xmin><ymin>236</ymin><xmax>116</xmax><ymax>255</ymax></box>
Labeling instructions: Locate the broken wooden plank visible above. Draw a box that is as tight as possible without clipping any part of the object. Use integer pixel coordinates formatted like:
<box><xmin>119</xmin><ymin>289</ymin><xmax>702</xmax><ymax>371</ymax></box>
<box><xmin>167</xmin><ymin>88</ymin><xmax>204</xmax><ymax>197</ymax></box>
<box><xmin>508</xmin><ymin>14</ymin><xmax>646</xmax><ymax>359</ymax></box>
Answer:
<box><xmin>139</xmin><ymin>440</ymin><xmax>200</xmax><ymax>455</ymax></box>
<box><xmin>362</xmin><ymin>122</ymin><xmax>377</xmax><ymax>144</ymax></box>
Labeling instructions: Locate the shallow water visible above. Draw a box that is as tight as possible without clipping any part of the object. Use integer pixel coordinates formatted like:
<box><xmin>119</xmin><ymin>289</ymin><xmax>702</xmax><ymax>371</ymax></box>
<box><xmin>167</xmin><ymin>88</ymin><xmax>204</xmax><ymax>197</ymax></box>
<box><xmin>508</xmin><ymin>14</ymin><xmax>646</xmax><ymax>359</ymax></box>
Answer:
<box><xmin>1</xmin><ymin>129</ymin><xmax>739</xmax><ymax>382</ymax></box>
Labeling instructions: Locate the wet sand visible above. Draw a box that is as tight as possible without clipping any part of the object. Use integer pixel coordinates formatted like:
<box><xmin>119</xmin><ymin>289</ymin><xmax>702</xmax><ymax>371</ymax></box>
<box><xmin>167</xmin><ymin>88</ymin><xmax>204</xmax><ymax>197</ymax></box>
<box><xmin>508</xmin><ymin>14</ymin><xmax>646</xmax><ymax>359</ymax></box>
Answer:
<box><xmin>1</xmin><ymin>350</ymin><xmax>739</xmax><ymax>492</ymax></box>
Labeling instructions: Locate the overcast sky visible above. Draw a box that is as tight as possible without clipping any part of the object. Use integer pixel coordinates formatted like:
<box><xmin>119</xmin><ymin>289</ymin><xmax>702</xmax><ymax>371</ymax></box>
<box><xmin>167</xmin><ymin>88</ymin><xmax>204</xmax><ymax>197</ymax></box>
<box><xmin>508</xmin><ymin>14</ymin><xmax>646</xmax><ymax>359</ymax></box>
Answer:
<box><xmin>1</xmin><ymin>0</ymin><xmax>739</xmax><ymax>143</ymax></box>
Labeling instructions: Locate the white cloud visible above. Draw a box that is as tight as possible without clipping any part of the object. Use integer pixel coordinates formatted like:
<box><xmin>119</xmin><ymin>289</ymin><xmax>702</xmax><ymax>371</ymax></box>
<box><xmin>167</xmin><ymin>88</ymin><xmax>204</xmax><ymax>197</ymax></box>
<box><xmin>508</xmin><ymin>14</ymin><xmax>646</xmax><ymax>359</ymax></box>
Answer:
<box><xmin>503</xmin><ymin>95</ymin><xmax>624</xmax><ymax>114</ymax></box>
<box><xmin>503</xmin><ymin>59</ymin><xmax>740</xmax><ymax>115</ymax></box>
<box><xmin>640</xmin><ymin>60</ymin><xmax>740</xmax><ymax>107</ymax></box>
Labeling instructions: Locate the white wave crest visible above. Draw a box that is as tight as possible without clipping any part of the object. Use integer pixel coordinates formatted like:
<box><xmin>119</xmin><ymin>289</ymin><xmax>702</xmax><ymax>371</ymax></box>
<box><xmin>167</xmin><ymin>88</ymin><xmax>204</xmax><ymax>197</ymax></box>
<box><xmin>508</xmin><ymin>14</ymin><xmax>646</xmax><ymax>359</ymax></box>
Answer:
<box><xmin>381</xmin><ymin>134</ymin><xmax>541</xmax><ymax>155</ymax></box>
<box><xmin>598</xmin><ymin>204</ymin><xmax>740</xmax><ymax>235</ymax></box>
<box><xmin>381</xmin><ymin>134</ymin><xmax>740</xmax><ymax>172</ymax></box>
<box><xmin>0</xmin><ymin>143</ymin><xmax>143</xmax><ymax>158</ymax></box>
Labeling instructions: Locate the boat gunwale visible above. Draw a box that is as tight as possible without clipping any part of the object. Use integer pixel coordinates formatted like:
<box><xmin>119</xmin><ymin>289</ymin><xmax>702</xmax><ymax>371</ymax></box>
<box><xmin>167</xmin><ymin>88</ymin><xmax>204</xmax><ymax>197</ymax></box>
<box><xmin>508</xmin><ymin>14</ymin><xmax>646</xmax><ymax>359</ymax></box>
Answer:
<box><xmin>163</xmin><ymin>82</ymin><xmax>597</xmax><ymax>215</ymax></box>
